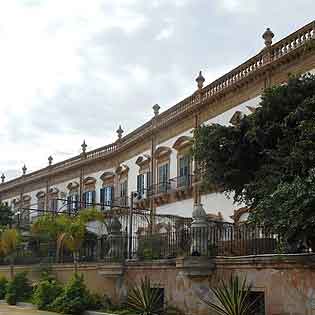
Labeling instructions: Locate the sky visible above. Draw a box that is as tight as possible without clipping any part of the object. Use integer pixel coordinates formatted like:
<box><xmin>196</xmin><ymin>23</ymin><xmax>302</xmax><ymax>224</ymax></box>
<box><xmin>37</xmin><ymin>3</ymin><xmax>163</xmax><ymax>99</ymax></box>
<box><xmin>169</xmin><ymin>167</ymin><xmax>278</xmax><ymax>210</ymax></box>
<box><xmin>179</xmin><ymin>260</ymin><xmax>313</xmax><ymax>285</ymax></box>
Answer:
<box><xmin>0</xmin><ymin>0</ymin><xmax>314</xmax><ymax>180</ymax></box>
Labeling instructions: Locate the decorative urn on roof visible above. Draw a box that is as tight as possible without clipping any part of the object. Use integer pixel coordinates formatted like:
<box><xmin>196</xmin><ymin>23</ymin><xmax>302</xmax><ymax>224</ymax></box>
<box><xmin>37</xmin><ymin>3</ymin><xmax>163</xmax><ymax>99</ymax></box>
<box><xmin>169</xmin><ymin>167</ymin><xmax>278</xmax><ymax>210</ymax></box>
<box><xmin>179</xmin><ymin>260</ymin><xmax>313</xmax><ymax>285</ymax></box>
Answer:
<box><xmin>195</xmin><ymin>71</ymin><xmax>205</xmax><ymax>90</ymax></box>
<box><xmin>22</xmin><ymin>164</ymin><xmax>27</xmax><ymax>176</ymax></box>
<box><xmin>116</xmin><ymin>125</ymin><xmax>124</xmax><ymax>140</ymax></box>
<box><xmin>262</xmin><ymin>28</ymin><xmax>274</xmax><ymax>48</ymax></box>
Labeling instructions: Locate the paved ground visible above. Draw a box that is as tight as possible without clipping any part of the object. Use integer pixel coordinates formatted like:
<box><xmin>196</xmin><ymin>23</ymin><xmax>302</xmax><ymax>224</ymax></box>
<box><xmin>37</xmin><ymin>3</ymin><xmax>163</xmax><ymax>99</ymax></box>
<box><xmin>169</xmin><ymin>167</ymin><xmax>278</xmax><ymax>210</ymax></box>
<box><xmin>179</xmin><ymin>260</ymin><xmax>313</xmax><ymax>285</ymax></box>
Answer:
<box><xmin>0</xmin><ymin>304</ymin><xmax>59</xmax><ymax>315</ymax></box>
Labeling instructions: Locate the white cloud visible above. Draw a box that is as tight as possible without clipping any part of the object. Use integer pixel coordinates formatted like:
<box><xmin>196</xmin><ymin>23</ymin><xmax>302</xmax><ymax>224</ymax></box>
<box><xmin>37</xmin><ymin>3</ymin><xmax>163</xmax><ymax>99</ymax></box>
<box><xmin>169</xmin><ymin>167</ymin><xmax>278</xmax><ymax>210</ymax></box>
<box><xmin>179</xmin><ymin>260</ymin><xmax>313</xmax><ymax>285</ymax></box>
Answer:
<box><xmin>155</xmin><ymin>26</ymin><xmax>174</xmax><ymax>40</ymax></box>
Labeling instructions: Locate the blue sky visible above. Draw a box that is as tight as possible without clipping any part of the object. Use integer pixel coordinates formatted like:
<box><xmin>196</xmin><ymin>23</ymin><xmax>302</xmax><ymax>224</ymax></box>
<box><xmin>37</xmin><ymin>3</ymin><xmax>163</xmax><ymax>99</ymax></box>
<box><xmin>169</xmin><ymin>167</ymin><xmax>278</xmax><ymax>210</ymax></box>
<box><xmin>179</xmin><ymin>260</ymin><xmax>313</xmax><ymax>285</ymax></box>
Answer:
<box><xmin>0</xmin><ymin>0</ymin><xmax>314</xmax><ymax>179</ymax></box>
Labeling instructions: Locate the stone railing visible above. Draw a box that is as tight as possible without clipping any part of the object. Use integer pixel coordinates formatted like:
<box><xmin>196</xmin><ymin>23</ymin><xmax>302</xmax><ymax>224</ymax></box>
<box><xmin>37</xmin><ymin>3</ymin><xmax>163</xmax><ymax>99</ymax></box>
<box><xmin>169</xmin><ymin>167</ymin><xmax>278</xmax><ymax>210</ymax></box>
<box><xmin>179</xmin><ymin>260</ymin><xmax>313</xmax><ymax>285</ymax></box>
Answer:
<box><xmin>1</xmin><ymin>21</ymin><xmax>314</xmax><ymax>191</ymax></box>
<box><xmin>271</xmin><ymin>21</ymin><xmax>314</xmax><ymax>60</ymax></box>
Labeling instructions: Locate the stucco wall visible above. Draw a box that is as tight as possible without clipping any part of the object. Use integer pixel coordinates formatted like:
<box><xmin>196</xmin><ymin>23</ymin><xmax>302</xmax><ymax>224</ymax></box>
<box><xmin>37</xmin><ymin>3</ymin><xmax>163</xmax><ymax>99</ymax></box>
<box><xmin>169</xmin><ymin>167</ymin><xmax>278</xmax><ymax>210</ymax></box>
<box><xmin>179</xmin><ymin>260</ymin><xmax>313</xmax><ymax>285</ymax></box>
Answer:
<box><xmin>2</xmin><ymin>254</ymin><xmax>315</xmax><ymax>315</ymax></box>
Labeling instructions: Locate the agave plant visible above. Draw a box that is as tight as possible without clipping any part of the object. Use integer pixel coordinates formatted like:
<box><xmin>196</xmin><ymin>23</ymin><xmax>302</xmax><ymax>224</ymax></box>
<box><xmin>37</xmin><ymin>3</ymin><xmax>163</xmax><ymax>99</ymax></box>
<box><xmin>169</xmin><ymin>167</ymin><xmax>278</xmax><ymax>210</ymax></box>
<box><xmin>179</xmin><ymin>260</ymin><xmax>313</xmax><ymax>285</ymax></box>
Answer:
<box><xmin>126</xmin><ymin>276</ymin><xmax>164</xmax><ymax>315</ymax></box>
<box><xmin>198</xmin><ymin>275</ymin><xmax>257</xmax><ymax>315</ymax></box>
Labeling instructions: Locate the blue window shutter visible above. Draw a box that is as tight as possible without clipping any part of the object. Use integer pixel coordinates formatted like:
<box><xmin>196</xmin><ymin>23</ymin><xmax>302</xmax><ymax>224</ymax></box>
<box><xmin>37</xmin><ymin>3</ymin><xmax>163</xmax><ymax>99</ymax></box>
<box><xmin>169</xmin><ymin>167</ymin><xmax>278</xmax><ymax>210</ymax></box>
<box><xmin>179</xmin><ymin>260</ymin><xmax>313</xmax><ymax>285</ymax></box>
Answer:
<box><xmin>67</xmin><ymin>196</ymin><xmax>71</xmax><ymax>211</ymax></box>
<box><xmin>100</xmin><ymin>188</ymin><xmax>104</xmax><ymax>204</ymax></box>
<box><xmin>92</xmin><ymin>191</ymin><xmax>96</xmax><ymax>205</ymax></box>
<box><xmin>74</xmin><ymin>194</ymin><xmax>78</xmax><ymax>210</ymax></box>
<box><xmin>100</xmin><ymin>188</ymin><xmax>104</xmax><ymax>210</ymax></box>
<box><xmin>83</xmin><ymin>192</ymin><xmax>87</xmax><ymax>208</ymax></box>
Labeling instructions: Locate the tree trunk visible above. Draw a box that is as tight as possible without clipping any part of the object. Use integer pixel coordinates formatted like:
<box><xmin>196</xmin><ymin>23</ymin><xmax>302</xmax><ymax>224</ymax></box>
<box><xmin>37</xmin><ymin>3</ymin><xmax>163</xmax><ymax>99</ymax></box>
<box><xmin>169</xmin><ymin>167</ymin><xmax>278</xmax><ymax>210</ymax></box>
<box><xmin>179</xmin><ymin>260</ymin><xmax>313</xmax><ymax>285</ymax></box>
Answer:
<box><xmin>73</xmin><ymin>251</ymin><xmax>79</xmax><ymax>274</ymax></box>
<box><xmin>9</xmin><ymin>256</ymin><xmax>14</xmax><ymax>280</ymax></box>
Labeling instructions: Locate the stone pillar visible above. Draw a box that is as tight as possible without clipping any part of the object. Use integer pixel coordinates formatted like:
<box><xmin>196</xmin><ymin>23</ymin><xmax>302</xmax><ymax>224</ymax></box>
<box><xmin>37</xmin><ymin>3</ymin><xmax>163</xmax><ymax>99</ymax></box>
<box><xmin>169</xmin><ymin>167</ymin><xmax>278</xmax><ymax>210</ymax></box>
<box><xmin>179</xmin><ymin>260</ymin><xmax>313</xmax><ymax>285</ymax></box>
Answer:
<box><xmin>107</xmin><ymin>217</ymin><xmax>124</xmax><ymax>260</ymax></box>
<box><xmin>191</xmin><ymin>203</ymin><xmax>208</xmax><ymax>256</ymax></box>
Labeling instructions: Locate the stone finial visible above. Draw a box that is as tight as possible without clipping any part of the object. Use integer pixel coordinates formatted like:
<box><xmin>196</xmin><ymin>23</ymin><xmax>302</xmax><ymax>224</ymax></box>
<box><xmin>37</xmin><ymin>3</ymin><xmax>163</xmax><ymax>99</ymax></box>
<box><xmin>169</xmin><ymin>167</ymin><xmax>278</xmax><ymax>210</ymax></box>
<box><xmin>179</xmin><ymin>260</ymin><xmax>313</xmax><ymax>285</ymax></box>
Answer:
<box><xmin>192</xmin><ymin>203</ymin><xmax>207</xmax><ymax>223</ymax></box>
<box><xmin>191</xmin><ymin>203</ymin><xmax>208</xmax><ymax>256</ymax></box>
<box><xmin>48</xmin><ymin>155</ymin><xmax>53</xmax><ymax>166</ymax></box>
<box><xmin>153</xmin><ymin>104</ymin><xmax>160</xmax><ymax>117</ymax></box>
<box><xmin>116</xmin><ymin>125</ymin><xmax>124</xmax><ymax>140</ymax></box>
<box><xmin>262</xmin><ymin>28</ymin><xmax>274</xmax><ymax>48</ymax></box>
<box><xmin>22</xmin><ymin>164</ymin><xmax>27</xmax><ymax>176</ymax></box>
<box><xmin>81</xmin><ymin>140</ymin><xmax>87</xmax><ymax>154</ymax></box>
<box><xmin>1</xmin><ymin>173</ymin><xmax>5</xmax><ymax>183</ymax></box>
<box><xmin>195</xmin><ymin>71</ymin><xmax>205</xmax><ymax>90</ymax></box>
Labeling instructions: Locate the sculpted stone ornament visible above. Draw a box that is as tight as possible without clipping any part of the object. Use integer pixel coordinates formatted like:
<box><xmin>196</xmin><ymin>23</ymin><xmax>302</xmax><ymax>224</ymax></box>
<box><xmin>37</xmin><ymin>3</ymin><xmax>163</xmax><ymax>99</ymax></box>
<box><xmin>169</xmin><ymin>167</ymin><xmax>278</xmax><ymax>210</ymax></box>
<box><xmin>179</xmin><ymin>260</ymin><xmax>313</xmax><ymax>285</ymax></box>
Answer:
<box><xmin>191</xmin><ymin>203</ymin><xmax>208</xmax><ymax>256</ymax></box>
<box><xmin>1</xmin><ymin>173</ymin><xmax>5</xmax><ymax>183</ymax></box>
<box><xmin>153</xmin><ymin>104</ymin><xmax>160</xmax><ymax>117</ymax></box>
<box><xmin>22</xmin><ymin>164</ymin><xmax>27</xmax><ymax>176</ymax></box>
<box><xmin>116</xmin><ymin>125</ymin><xmax>124</xmax><ymax>141</ymax></box>
<box><xmin>48</xmin><ymin>155</ymin><xmax>53</xmax><ymax>166</ymax></box>
<box><xmin>107</xmin><ymin>216</ymin><xmax>124</xmax><ymax>259</ymax></box>
<box><xmin>262</xmin><ymin>27</ymin><xmax>275</xmax><ymax>48</ymax></box>
<box><xmin>195</xmin><ymin>71</ymin><xmax>205</xmax><ymax>90</ymax></box>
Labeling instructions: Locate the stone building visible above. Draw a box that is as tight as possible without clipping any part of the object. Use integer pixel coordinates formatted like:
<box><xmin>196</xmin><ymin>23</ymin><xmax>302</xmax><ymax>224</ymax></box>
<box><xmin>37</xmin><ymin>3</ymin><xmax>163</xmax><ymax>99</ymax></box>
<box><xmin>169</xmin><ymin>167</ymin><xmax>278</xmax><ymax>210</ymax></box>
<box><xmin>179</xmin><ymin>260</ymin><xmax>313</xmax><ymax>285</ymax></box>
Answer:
<box><xmin>0</xmin><ymin>21</ymin><xmax>315</xmax><ymax>224</ymax></box>
<box><xmin>0</xmin><ymin>21</ymin><xmax>315</xmax><ymax>315</ymax></box>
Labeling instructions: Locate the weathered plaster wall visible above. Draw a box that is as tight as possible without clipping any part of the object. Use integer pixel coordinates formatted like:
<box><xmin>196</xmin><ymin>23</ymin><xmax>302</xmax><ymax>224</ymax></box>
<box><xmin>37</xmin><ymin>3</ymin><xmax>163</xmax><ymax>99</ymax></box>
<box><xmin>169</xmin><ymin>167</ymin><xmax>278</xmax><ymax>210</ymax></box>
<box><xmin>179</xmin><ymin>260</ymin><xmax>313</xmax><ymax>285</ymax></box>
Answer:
<box><xmin>2</xmin><ymin>255</ymin><xmax>315</xmax><ymax>315</ymax></box>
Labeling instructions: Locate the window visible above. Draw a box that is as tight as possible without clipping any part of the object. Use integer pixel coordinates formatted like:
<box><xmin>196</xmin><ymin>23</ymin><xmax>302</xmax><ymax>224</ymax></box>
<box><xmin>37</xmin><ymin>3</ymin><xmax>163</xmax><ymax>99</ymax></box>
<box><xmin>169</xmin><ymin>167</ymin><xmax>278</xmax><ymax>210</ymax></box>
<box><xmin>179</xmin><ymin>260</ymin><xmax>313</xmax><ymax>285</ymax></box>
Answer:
<box><xmin>137</xmin><ymin>174</ymin><xmax>145</xmax><ymax>197</ymax></box>
<box><xmin>100</xmin><ymin>186</ymin><xmax>114</xmax><ymax>210</ymax></box>
<box><xmin>158</xmin><ymin>163</ymin><xmax>169</xmax><ymax>193</ymax></box>
<box><xmin>49</xmin><ymin>198</ymin><xmax>58</xmax><ymax>212</ymax></box>
<box><xmin>247</xmin><ymin>292</ymin><xmax>265</xmax><ymax>315</ymax></box>
<box><xmin>83</xmin><ymin>191</ymin><xmax>95</xmax><ymax>208</ymax></box>
<box><xmin>37</xmin><ymin>198</ymin><xmax>45</xmax><ymax>211</ymax></box>
<box><xmin>178</xmin><ymin>155</ymin><xmax>191</xmax><ymax>187</ymax></box>
<box><xmin>67</xmin><ymin>194</ymin><xmax>79</xmax><ymax>212</ymax></box>
<box><xmin>137</xmin><ymin>171</ymin><xmax>151</xmax><ymax>198</ymax></box>
<box><xmin>120</xmin><ymin>181</ymin><xmax>128</xmax><ymax>206</ymax></box>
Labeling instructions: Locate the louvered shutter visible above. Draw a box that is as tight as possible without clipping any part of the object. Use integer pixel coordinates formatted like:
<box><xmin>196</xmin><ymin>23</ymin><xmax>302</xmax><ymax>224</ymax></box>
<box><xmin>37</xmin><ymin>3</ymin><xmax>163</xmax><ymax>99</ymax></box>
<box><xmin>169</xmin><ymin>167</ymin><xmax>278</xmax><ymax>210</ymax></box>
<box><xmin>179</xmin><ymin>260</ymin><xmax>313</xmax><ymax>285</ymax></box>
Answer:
<box><xmin>92</xmin><ymin>191</ymin><xmax>96</xmax><ymax>205</ymax></box>
<box><xmin>100</xmin><ymin>188</ymin><xmax>104</xmax><ymax>210</ymax></box>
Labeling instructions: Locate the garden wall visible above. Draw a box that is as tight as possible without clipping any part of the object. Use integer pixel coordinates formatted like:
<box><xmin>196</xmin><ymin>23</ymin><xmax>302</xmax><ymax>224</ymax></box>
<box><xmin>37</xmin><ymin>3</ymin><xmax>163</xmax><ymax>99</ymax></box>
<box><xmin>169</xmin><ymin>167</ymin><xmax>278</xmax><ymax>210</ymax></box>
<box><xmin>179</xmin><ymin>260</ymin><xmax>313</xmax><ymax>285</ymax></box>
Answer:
<box><xmin>1</xmin><ymin>254</ymin><xmax>315</xmax><ymax>315</ymax></box>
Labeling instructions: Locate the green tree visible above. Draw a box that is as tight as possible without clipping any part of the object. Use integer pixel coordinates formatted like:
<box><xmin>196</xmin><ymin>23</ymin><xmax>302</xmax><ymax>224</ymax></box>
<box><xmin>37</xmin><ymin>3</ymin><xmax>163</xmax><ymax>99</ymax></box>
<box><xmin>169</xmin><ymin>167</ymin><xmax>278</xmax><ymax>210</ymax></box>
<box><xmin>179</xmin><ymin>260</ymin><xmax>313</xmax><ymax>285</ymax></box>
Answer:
<box><xmin>0</xmin><ymin>228</ymin><xmax>20</xmax><ymax>279</ymax></box>
<box><xmin>0</xmin><ymin>203</ymin><xmax>14</xmax><ymax>227</ymax></box>
<box><xmin>57</xmin><ymin>218</ymin><xmax>85</xmax><ymax>274</ymax></box>
<box><xmin>193</xmin><ymin>75</ymin><xmax>315</xmax><ymax>245</ymax></box>
<box><xmin>32</xmin><ymin>209</ymin><xmax>104</xmax><ymax>271</ymax></box>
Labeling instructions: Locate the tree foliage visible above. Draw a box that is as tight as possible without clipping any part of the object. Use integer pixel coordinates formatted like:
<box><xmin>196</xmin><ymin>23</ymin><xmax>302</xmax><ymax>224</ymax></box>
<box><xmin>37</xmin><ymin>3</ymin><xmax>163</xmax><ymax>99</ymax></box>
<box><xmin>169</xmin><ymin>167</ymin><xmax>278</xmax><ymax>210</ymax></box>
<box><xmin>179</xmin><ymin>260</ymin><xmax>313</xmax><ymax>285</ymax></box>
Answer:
<box><xmin>193</xmin><ymin>74</ymin><xmax>315</xmax><ymax>242</ymax></box>
<box><xmin>0</xmin><ymin>203</ymin><xmax>14</xmax><ymax>227</ymax></box>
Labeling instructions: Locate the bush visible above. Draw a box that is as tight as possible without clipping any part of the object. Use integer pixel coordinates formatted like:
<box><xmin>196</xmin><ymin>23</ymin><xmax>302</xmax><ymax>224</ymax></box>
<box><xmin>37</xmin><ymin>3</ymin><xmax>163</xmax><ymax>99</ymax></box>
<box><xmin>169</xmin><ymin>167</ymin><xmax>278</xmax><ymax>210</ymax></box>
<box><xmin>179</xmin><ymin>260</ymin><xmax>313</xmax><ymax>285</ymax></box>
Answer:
<box><xmin>0</xmin><ymin>276</ymin><xmax>8</xmax><ymax>299</ymax></box>
<box><xmin>50</xmin><ymin>273</ymin><xmax>92</xmax><ymax>314</ymax></box>
<box><xmin>5</xmin><ymin>272</ymin><xmax>32</xmax><ymax>305</ymax></box>
<box><xmin>87</xmin><ymin>292</ymin><xmax>104</xmax><ymax>310</ymax></box>
<box><xmin>32</xmin><ymin>274</ymin><xmax>62</xmax><ymax>310</ymax></box>
<box><xmin>137</xmin><ymin>235</ymin><xmax>167</xmax><ymax>260</ymax></box>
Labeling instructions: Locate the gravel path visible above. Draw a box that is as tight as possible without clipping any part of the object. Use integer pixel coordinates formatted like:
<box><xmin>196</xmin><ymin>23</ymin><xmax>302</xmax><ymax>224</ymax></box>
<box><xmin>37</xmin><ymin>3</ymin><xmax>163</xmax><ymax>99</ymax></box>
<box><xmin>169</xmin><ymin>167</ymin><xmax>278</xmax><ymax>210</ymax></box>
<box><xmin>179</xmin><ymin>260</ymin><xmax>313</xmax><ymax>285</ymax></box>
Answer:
<box><xmin>0</xmin><ymin>304</ymin><xmax>59</xmax><ymax>315</ymax></box>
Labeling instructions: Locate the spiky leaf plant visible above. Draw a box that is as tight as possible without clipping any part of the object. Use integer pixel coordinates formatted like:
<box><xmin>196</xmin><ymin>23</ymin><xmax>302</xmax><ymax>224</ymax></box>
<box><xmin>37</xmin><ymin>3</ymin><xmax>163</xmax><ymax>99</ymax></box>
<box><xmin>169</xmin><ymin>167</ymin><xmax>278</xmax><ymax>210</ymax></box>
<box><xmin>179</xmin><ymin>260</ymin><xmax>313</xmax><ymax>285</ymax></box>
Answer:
<box><xmin>198</xmin><ymin>275</ymin><xmax>257</xmax><ymax>315</ymax></box>
<box><xmin>126</xmin><ymin>276</ymin><xmax>164</xmax><ymax>315</ymax></box>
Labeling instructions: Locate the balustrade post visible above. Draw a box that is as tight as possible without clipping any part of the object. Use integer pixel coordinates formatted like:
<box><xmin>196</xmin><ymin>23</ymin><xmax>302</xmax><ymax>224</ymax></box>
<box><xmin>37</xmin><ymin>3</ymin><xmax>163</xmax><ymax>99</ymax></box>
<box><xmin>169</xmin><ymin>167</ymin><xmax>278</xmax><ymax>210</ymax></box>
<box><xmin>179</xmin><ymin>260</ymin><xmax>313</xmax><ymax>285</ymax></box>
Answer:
<box><xmin>191</xmin><ymin>203</ymin><xmax>208</xmax><ymax>256</ymax></box>
<box><xmin>107</xmin><ymin>217</ymin><xmax>124</xmax><ymax>261</ymax></box>
<box><xmin>262</xmin><ymin>28</ymin><xmax>275</xmax><ymax>64</ymax></box>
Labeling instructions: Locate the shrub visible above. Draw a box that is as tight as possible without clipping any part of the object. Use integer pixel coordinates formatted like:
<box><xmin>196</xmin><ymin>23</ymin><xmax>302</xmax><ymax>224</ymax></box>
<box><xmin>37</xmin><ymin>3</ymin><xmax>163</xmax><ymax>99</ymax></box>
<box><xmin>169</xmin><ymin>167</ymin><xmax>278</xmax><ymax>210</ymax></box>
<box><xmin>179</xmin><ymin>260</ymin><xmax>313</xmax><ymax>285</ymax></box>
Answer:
<box><xmin>5</xmin><ymin>272</ymin><xmax>32</xmax><ymax>305</ymax></box>
<box><xmin>137</xmin><ymin>235</ymin><xmax>167</xmax><ymax>260</ymax></box>
<box><xmin>32</xmin><ymin>274</ymin><xmax>62</xmax><ymax>310</ymax></box>
<box><xmin>50</xmin><ymin>273</ymin><xmax>92</xmax><ymax>314</ymax></box>
<box><xmin>126</xmin><ymin>276</ymin><xmax>164</xmax><ymax>315</ymax></box>
<box><xmin>87</xmin><ymin>292</ymin><xmax>104</xmax><ymax>310</ymax></box>
<box><xmin>0</xmin><ymin>276</ymin><xmax>8</xmax><ymax>299</ymax></box>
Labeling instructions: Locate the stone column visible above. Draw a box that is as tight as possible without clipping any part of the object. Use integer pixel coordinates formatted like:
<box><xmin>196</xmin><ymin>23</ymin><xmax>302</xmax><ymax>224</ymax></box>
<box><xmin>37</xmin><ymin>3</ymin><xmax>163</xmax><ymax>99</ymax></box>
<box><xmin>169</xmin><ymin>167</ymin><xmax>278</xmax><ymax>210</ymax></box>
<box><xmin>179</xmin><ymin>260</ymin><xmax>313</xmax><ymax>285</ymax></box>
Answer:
<box><xmin>191</xmin><ymin>203</ymin><xmax>208</xmax><ymax>256</ymax></box>
<box><xmin>107</xmin><ymin>217</ymin><xmax>124</xmax><ymax>260</ymax></box>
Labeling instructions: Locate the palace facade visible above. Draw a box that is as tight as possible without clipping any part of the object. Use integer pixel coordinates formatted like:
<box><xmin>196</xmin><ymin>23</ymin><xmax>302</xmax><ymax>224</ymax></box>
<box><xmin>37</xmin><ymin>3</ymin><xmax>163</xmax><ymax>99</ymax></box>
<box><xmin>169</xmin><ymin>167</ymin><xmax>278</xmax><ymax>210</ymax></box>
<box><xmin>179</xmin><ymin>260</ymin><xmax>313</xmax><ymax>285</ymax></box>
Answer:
<box><xmin>0</xmin><ymin>21</ymin><xmax>315</xmax><ymax>223</ymax></box>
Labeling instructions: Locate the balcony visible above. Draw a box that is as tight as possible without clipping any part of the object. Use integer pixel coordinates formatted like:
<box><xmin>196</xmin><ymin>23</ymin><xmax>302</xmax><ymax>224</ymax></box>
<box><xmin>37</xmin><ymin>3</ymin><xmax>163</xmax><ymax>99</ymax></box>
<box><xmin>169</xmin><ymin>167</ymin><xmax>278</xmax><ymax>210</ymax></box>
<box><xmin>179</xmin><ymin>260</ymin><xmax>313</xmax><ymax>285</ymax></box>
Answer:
<box><xmin>134</xmin><ymin>175</ymin><xmax>194</xmax><ymax>208</ymax></box>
